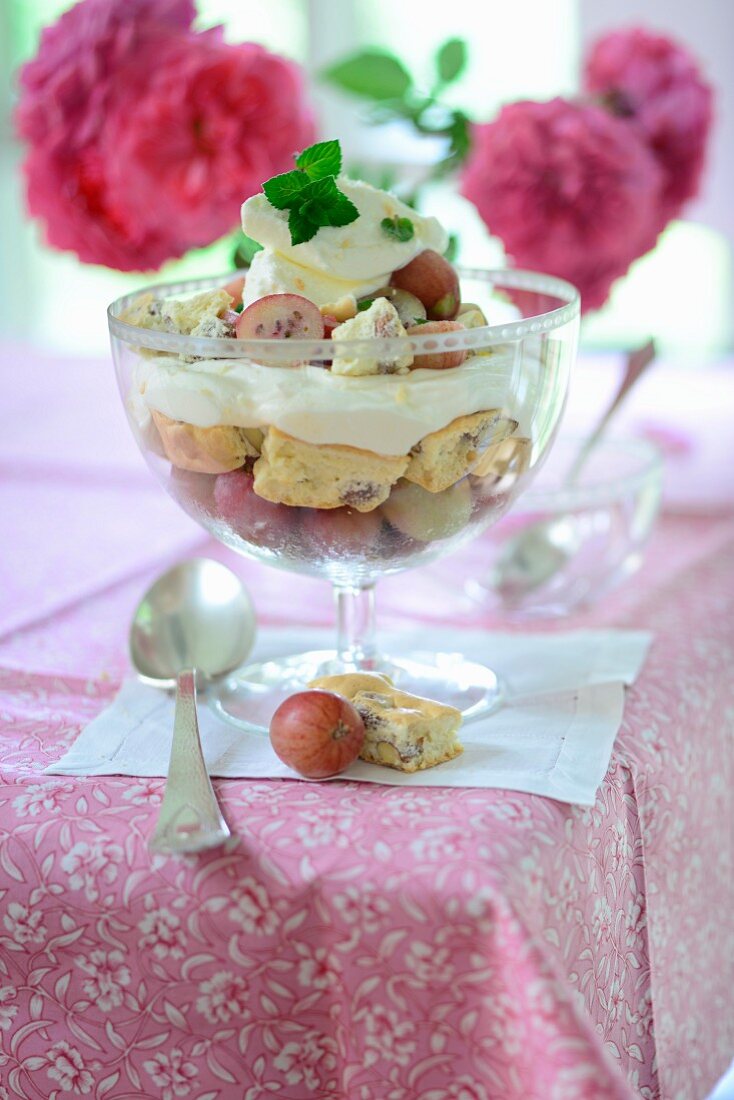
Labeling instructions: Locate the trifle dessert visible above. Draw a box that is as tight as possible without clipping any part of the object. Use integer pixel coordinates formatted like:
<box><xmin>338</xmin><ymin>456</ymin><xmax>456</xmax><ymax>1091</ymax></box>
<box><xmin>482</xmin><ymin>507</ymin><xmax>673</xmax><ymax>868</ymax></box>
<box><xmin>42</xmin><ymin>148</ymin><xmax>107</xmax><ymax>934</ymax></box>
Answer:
<box><xmin>109</xmin><ymin>139</ymin><xmax>579</xmax><ymax>730</ymax></box>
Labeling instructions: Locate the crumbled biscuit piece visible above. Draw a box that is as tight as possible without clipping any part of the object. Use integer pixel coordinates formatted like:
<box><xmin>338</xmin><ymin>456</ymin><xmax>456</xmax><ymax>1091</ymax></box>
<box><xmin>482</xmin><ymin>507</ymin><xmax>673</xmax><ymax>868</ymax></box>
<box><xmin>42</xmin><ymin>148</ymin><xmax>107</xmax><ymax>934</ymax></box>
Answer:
<box><xmin>119</xmin><ymin>293</ymin><xmax>174</xmax><ymax>332</ymax></box>
<box><xmin>151</xmin><ymin>411</ymin><xmax>259</xmax><ymax>474</ymax></box>
<box><xmin>331</xmin><ymin>298</ymin><xmax>413</xmax><ymax>376</ymax></box>
<box><xmin>253</xmin><ymin>427</ymin><xmax>408</xmax><ymax>512</ymax></box>
<box><xmin>160</xmin><ymin>289</ymin><xmax>233</xmax><ymax>335</ymax></box>
<box><xmin>309</xmin><ymin>672</ymin><xmax>463</xmax><ymax>772</ymax></box>
<box><xmin>190</xmin><ymin>314</ymin><xmax>236</xmax><ymax>339</ymax></box>
<box><xmin>405</xmin><ymin>410</ymin><xmax>518</xmax><ymax>493</ymax></box>
<box><xmin>120</xmin><ymin>288</ymin><xmax>233</xmax><ymax>337</ymax></box>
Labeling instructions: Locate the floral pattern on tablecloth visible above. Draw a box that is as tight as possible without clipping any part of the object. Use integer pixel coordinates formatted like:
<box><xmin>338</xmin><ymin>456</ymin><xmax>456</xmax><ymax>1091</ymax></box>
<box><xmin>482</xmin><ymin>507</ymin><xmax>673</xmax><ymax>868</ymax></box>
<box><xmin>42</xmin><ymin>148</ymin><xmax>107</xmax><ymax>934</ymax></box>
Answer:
<box><xmin>0</xmin><ymin>532</ymin><xmax>733</xmax><ymax>1100</ymax></box>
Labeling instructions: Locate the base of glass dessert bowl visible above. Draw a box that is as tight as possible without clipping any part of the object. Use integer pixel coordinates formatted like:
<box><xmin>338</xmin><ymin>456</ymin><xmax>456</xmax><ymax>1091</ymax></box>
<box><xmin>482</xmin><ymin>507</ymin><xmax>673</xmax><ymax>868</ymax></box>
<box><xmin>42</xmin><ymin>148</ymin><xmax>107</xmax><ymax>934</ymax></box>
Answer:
<box><xmin>209</xmin><ymin>649</ymin><xmax>503</xmax><ymax>733</ymax></box>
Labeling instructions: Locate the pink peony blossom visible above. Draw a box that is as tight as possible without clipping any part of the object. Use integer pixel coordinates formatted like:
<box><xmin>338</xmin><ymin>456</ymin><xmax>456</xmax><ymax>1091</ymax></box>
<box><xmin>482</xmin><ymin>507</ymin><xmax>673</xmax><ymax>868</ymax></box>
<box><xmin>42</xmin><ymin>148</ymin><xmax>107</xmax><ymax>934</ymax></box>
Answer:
<box><xmin>461</xmin><ymin>97</ymin><xmax>663</xmax><ymax>311</ymax></box>
<box><xmin>103</xmin><ymin>36</ymin><xmax>315</xmax><ymax>251</ymax></box>
<box><xmin>15</xmin><ymin>0</ymin><xmax>314</xmax><ymax>270</ymax></box>
<box><xmin>15</xmin><ymin>0</ymin><xmax>195</xmax><ymax>151</ymax></box>
<box><xmin>584</xmin><ymin>27</ymin><xmax>713</xmax><ymax>223</ymax></box>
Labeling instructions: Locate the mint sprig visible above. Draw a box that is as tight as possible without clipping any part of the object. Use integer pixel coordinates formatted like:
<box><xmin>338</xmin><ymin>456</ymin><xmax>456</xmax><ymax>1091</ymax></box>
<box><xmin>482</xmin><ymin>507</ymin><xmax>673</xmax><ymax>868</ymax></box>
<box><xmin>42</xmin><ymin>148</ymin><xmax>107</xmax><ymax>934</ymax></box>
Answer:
<box><xmin>381</xmin><ymin>215</ymin><xmax>414</xmax><ymax>242</ymax></box>
<box><xmin>261</xmin><ymin>139</ymin><xmax>358</xmax><ymax>246</ymax></box>
<box><xmin>296</xmin><ymin>139</ymin><xmax>342</xmax><ymax>180</ymax></box>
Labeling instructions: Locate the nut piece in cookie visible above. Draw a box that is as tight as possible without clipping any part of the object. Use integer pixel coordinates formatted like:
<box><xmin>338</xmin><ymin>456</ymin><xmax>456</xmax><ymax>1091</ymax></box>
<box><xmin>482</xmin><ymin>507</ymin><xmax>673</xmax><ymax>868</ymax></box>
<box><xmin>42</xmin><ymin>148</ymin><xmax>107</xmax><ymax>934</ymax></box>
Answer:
<box><xmin>458</xmin><ymin>303</ymin><xmax>489</xmax><ymax>328</ymax></box>
<box><xmin>381</xmin><ymin>478</ymin><xmax>472</xmax><ymax>542</ymax></box>
<box><xmin>151</xmin><ymin>411</ymin><xmax>259</xmax><ymax>474</ymax></box>
<box><xmin>309</xmin><ymin>672</ymin><xmax>463</xmax><ymax>773</ymax></box>
<box><xmin>253</xmin><ymin>427</ymin><xmax>408</xmax><ymax>512</ymax></box>
<box><xmin>472</xmin><ymin>434</ymin><xmax>532</xmax><ymax>483</ymax></box>
<box><xmin>331</xmin><ymin>298</ymin><xmax>413</xmax><ymax>376</ymax></box>
<box><xmin>406</xmin><ymin>410</ymin><xmax>518</xmax><ymax>493</ymax></box>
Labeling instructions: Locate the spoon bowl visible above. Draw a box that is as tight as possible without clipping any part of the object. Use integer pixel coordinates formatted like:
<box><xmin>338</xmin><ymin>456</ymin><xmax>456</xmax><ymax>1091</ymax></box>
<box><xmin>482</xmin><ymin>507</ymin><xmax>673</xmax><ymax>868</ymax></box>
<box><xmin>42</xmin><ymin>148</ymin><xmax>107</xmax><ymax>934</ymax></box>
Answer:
<box><xmin>130</xmin><ymin>558</ymin><xmax>256</xmax><ymax>854</ymax></box>
<box><xmin>130</xmin><ymin>557</ymin><xmax>256</xmax><ymax>686</ymax></box>
<box><xmin>468</xmin><ymin>436</ymin><xmax>663</xmax><ymax>616</ymax></box>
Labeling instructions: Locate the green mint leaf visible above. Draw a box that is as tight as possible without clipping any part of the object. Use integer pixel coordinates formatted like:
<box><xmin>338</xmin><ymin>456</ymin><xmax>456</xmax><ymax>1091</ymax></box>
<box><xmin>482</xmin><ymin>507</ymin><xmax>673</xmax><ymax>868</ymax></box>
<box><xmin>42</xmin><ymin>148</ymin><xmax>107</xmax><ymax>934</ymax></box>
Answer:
<box><xmin>296</xmin><ymin>139</ymin><xmax>342</xmax><ymax>181</ymax></box>
<box><xmin>357</xmin><ymin>298</ymin><xmax>376</xmax><ymax>312</ymax></box>
<box><xmin>263</xmin><ymin>170</ymin><xmax>310</xmax><ymax>210</ymax></box>
<box><xmin>381</xmin><ymin>215</ymin><xmax>415</xmax><ymax>242</ymax></box>
<box><xmin>435</xmin><ymin>38</ymin><xmax>468</xmax><ymax>86</ymax></box>
<box><xmin>288</xmin><ymin>206</ymin><xmax>319</xmax><ymax>246</ymax></box>
<box><xmin>322</xmin><ymin>50</ymin><xmax>412</xmax><ymax>101</ymax></box>
<box><xmin>260</xmin><ymin>143</ymin><xmax>360</xmax><ymax>245</ymax></box>
<box><xmin>298</xmin><ymin>177</ymin><xmax>359</xmax><ymax>229</ymax></box>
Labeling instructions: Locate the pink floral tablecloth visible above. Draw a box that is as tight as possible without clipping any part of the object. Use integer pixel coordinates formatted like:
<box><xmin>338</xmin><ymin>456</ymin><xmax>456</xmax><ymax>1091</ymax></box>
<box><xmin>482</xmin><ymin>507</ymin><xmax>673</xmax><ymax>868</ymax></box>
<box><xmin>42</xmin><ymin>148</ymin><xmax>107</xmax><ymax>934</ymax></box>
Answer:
<box><xmin>1</xmin><ymin>347</ymin><xmax>733</xmax><ymax>1100</ymax></box>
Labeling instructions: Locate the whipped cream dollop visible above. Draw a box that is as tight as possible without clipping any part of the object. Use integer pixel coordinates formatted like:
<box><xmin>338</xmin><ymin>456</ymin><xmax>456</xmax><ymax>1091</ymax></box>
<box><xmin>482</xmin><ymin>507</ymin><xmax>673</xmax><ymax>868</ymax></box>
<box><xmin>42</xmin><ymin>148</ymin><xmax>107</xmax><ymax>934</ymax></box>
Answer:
<box><xmin>241</xmin><ymin>178</ymin><xmax>448</xmax><ymax>308</ymax></box>
<box><xmin>133</xmin><ymin>350</ymin><xmax>530</xmax><ymax>456</ymax></box>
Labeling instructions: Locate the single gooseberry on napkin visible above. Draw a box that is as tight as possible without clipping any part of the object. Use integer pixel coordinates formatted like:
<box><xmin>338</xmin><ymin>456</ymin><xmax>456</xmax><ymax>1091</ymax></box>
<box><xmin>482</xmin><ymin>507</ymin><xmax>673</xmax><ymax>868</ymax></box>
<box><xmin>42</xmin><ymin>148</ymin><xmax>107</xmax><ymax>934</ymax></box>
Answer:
<box><xmin>269</xmin><ymin>691</ymin><xmax>365</xmax><ymax>779</ymax></box>
<box><xmin>584</xmin><ymin>26</ymin><xmax>714</xmax><ymax>225</ymax></box>
<box><xmin>460</xmin><ymin>97</ymin><xmax>663</xmax><ymax>312</ymax></box>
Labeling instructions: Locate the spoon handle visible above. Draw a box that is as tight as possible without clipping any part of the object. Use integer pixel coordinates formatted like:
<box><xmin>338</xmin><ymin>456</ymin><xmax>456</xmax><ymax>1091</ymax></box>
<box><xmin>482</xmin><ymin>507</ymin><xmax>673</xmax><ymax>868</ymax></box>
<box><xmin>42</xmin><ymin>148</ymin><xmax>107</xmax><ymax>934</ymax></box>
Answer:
<box><xmin>566</xmin><ymin>338</ymin><xmax>657</xmax><ymax>486</ymax></box>
<box><xmin>149</xmin><ymin>669</ymin><xmax>231</xmax><ymax>855</ymax></box>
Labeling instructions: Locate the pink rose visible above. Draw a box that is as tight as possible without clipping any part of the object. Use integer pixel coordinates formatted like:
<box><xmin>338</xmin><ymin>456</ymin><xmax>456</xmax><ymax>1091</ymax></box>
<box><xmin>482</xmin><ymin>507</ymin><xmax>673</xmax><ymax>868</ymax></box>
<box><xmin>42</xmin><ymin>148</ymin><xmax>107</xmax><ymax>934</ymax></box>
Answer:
<box><xmin>461</xmin><ymin>97</ymin><xmax>663</xmax><ymax>311</ymax></box>
<box><xmin>104</xmin><ymin>36</ymin><xmax>315</xmax><ymax>251</ymax></box>
<box><xmin>15</xmin><ymin>0</ymin><xmax>195</xmax><ymax>151</ymax></box>
<box><xmin>15</xmin><ymin>0</ymin><xmax>314</xmax><ymax>270</ymax></box>
<box><xmin>584</xmin><ymin>27</ymin><xmax>713</xmax><ymax>223</ymax></box>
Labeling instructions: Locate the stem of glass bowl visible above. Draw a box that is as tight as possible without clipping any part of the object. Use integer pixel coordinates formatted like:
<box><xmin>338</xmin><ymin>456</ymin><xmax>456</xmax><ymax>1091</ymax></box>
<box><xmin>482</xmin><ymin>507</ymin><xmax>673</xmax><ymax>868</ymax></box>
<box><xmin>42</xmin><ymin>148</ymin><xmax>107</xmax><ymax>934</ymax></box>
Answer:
<box><xmin>333</xmin><ymin>581</ymin><xmax>379</xmax><ymax>671</ymax></box>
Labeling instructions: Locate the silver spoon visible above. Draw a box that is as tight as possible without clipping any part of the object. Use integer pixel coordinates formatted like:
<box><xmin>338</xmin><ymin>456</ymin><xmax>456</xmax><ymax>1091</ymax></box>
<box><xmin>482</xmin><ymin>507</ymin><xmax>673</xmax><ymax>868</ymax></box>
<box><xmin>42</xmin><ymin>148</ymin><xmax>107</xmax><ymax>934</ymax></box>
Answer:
<box><xmin>130</xmin><ymin>558</ymin><xmax>256</xmax><ymax>855</ymax></box>
<box><xmin>491</xmin><ymin>340</ymin><xmax>657</xmax><ymax>605</ymax></box>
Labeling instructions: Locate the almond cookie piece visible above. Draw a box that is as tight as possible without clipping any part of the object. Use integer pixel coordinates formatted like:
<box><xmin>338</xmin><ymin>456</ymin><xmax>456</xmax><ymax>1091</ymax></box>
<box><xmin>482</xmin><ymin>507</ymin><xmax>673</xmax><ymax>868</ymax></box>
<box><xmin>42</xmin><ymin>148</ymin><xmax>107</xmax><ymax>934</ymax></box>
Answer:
<box><xmin>405</xmin><ymin>410</ymin><xmax>518</xmax><ymax>493</ymax></box>
<box><xmin>160</xmin><ymin>289</ymin><xmax>233</xmax><ymax>335</ymax></box>
<box><xmin>309</xmin><ymin>672</ymin><xmax>463</xmax><ymax>772</ymax></box>
<box><xmin>120</xmin><ymin>288</ymin><xmax>233</xmax><ymax>335</ymax></box>
<box><xmin>253</xmin><ymin>427</ymin><xmax>408</xmax><ymax>512</ymax></box>
<box><xmin>331</xmin><ymin>298</ymin><xmax>413</xmax><ymax>376</ymax></box>
<box><xmin>152</xmin><ymin>411</ymin><xmax>259</xmax><ymax>474</ymax></box>
<box><xmin>119</xmin><ymin>292</ymin><xmax>173</xmax><ymax>332</ymax></box>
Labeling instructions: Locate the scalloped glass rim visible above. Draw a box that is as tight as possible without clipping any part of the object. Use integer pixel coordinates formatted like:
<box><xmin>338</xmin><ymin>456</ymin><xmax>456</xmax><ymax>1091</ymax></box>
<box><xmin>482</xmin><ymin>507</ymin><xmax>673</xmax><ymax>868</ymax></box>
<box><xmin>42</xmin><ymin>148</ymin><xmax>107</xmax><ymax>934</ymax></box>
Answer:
<box><xmin>521</xmin><ymin>436</ymin><xmax>663</xmax><ymax>512</ymax></box>
<box><xmin>107</xmin><ymin>267</ymin><xmax>580</xmax><ymax>362</ymax></box>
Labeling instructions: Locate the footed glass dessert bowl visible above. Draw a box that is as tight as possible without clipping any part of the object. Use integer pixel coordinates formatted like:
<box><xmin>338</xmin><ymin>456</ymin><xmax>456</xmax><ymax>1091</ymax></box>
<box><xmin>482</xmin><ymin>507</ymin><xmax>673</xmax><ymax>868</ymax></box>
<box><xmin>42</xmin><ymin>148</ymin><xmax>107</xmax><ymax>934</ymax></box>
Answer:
<box><xmin>110</xmin><ymin>267</ymin><xmax>578</xmax><ymax>731</ymax></box>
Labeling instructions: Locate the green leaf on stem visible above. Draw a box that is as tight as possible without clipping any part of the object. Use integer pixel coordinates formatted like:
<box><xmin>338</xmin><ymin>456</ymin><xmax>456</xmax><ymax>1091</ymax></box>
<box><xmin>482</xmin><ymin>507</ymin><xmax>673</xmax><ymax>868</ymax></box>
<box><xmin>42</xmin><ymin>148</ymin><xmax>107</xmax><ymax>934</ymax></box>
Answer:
<box><xmin>322</xmin><ymin>50</ymin><xmax>413</xmax><ymax>101</ymax></box>
<box><xmin>435</xmin><ymin>38</ymin><xmax>468</xmax><ymax>86</ymax></box>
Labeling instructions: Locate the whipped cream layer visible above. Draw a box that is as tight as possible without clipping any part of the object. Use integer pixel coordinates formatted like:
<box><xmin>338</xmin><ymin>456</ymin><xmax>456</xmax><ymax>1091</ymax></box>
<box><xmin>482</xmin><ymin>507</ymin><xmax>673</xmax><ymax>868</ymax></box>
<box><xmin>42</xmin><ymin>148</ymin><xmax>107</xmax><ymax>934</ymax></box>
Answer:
<box><xmin>241</xmin><ymin>178</ymin><xmax>448</xmax><ymax>309</ymax></box>
<box><xmin>134</xmin><ymin>351</ymin><xmax>523</xmax><ymax>456</ymax></box>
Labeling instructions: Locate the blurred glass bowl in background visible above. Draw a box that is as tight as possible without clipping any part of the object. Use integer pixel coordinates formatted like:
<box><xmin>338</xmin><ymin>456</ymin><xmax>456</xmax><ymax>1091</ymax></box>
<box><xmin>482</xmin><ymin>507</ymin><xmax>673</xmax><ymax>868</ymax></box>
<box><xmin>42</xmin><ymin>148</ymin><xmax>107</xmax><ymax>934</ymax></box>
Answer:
<box><xmin>467</xmin><ymin>436</ymin><xmax>663</xmax><ymax>618</ymax></box>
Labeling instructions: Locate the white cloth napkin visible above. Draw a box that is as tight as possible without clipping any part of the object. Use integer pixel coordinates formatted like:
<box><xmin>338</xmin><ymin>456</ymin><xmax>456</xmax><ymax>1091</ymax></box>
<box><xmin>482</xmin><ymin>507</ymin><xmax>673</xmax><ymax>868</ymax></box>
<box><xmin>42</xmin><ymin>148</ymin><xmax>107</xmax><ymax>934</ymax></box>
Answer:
<box><xmin>46</xmin><ymin>627</ymin><xmax>651</xmax><ymax>806</ymax></box>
